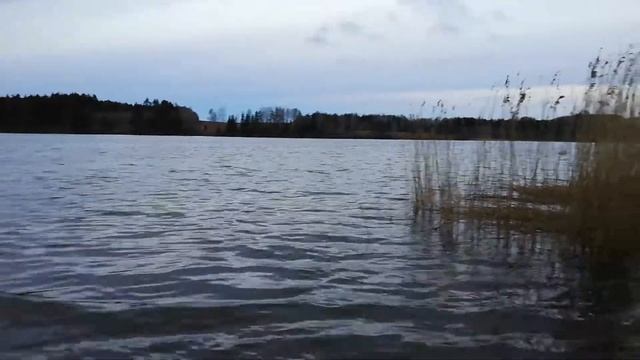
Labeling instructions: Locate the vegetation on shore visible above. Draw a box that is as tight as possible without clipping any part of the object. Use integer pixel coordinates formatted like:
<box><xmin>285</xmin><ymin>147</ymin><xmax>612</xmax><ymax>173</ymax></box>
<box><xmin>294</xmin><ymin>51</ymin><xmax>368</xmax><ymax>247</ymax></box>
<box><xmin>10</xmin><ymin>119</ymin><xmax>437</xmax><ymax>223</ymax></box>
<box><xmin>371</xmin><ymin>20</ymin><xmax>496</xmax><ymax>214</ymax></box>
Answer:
<box><xmin>413</xmin><ymin>48</ymin><xmax>640</xmax><ymax>258</ymax></box>
<box><xmin>0</xmin><ymin>94</ymin><xmax>201</xmax><ymax>135</ymax></box>
<box><xmin>220</xmin><ymin>111</ymin><xmax>638</xmax><ymax>141</ymax></box>
<box><xmin>3</xmin><ymin>93</ymin><xmax>639</xmax><ymax>141</ymax></box>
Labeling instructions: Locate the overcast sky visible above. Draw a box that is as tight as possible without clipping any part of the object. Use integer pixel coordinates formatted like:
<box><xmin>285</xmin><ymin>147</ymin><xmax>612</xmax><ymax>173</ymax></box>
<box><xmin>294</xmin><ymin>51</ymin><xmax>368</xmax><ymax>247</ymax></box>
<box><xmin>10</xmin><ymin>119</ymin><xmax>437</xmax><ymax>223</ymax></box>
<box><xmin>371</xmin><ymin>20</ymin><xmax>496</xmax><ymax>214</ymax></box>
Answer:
<box><xmin>1</xmin><ymin>0</ymin><xmax>638</xmax><ymax>118</ymax></box>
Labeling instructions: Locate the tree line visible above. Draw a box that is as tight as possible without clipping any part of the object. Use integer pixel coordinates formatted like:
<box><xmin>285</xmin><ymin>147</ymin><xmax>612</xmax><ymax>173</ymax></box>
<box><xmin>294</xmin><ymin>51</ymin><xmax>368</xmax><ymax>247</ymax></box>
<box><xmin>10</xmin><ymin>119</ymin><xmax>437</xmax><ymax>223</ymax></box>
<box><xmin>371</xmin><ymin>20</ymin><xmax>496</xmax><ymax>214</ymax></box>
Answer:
<box><xmin>1</xmin><ymin>93</ymin><xmax>636</xmax><ymax>141</ymax></box>
<box><xmin>0</xmin><ymin>94</ymin><xmax>201</xmax><ymax>135</ymax></box>
<box><xmin>219</xmin><ymin>109</ymin><xmax>633</xmax><ymax>142</ymax></box>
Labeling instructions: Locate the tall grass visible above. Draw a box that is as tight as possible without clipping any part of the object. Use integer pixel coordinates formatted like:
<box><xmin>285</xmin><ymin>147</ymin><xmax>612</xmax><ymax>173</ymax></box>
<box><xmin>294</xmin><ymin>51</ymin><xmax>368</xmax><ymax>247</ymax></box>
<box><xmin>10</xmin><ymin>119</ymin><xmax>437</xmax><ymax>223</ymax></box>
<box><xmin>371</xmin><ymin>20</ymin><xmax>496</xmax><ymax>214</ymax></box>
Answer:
<box><xmin>413</xmin><ymin>48</ymin><xmax>640</xmax><ymax>258</ymax></box>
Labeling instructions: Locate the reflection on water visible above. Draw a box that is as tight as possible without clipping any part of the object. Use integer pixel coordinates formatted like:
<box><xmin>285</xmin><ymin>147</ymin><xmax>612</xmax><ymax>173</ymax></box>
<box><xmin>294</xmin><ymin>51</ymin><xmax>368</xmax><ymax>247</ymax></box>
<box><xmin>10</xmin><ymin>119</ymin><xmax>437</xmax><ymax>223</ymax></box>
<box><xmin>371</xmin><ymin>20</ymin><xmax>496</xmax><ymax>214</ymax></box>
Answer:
<box><xmin>0</xmin><ymin>134</ymin><xmax>638</xmax><ymax>359</ymax></box>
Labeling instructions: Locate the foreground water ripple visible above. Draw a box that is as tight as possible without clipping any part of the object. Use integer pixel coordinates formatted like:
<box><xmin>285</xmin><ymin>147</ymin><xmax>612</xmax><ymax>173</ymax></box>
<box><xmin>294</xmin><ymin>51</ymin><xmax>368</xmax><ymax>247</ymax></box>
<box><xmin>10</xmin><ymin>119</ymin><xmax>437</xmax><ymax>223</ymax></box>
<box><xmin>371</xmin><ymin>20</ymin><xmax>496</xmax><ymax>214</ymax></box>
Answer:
<box><xmin>0</xmin><ymin>134</ymin><xmax>638</xmax><ymax>359</ymax></box>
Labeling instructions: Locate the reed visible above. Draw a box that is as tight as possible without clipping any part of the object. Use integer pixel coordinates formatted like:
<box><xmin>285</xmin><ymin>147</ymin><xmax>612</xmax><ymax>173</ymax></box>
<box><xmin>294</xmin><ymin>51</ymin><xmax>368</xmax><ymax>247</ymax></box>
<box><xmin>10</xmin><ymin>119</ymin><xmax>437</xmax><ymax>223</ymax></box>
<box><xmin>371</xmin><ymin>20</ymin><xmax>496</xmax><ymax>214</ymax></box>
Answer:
<box><xmin>413</xmin><ymin>48</ymin><xmax>640</xmax><ymax>258</ymax></box>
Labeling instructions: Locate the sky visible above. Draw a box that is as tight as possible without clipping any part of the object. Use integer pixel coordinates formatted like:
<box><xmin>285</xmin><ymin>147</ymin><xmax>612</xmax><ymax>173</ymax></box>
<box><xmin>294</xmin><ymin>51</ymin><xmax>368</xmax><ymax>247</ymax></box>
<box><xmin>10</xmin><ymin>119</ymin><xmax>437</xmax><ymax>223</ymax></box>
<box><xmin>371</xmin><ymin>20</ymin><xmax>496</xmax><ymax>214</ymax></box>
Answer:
<box><xmin>0</xmin><ymin>0</ymin><xmax>638</xmax><ymax>119</ymax></box>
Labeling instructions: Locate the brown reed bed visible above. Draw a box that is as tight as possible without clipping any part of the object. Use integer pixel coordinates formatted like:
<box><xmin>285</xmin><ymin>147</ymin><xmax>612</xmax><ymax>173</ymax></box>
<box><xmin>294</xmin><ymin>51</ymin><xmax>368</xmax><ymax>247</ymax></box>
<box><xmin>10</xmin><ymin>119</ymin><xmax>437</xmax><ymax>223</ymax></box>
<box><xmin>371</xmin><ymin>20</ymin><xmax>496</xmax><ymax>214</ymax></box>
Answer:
<box><xmin>413</xmin><ymin>48</ymin><xmax>640</xmax><ymax>258</ymax></box>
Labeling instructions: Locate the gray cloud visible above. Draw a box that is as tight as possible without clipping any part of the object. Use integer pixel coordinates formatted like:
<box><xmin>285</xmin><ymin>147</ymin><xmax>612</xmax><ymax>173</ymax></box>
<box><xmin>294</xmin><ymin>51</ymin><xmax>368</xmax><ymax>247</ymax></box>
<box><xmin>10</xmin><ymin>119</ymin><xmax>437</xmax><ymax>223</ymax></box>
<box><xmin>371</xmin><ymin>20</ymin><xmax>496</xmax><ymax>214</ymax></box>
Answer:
<box><xmin>387</xmin><ymin>11</ymin><xmax>399</xmax><ymax>23</ymax></box>
<box><xmin>397</xmin><ymin>0</ymin><xmax>474</xmax><ymax>36</ymax></box>
<box><xmin>2</xmin><ymin>0</ymin><xmax>638</xmax><ymax>118</ymax></box>
<box><xmin>306</xmin><ymin>26</ymin><xmax>330</xmax><ymax>45</ymax></box>
<box><xmin>398</xmin><ymin>0</ymin><xmax>471</xmax><ymax>15</ymax></box>
<box><xmin>398</xmin><ymin>0</ymin><xmax>512</xmax><ymax>36</ymax></box>
<box><xmin>338</xmin><ymin>20</ymin><xmax>364</xmax><ymax>35</ymax></box>
<box><xmin>491</xmin><ymin>9</ymin><xmax>509</xmax><ymax>22</ymax></box>
<box><xmin>307</xmin><ymin>19</ymin><xmax>382</xmax><ymax>46</ymax></box>
<box><xmin>429</xmin><ymin>22</ymin><xmax>460</xmax><ymax>36</ymax></box>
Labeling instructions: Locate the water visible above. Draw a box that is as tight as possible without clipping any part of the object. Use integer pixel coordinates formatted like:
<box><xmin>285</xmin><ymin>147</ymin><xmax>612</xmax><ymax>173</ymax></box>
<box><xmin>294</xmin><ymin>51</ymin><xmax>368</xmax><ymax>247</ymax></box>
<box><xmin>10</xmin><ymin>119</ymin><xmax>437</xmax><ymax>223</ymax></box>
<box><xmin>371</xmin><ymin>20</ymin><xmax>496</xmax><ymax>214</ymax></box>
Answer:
<box><xmin>0</xmin><ymin>134</ymin><xmax>639</xmax><ymax>359</ymax></box>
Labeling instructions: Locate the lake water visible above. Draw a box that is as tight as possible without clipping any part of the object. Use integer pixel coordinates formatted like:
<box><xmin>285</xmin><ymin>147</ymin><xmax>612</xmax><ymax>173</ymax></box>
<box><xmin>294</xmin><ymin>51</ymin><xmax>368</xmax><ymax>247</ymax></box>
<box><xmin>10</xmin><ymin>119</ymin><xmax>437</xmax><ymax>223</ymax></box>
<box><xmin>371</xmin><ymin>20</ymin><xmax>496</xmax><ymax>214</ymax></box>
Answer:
<box><xmin>0</xmin><ymin>134</ymin><xmax>638</xmax><ymax>359</ymax></box>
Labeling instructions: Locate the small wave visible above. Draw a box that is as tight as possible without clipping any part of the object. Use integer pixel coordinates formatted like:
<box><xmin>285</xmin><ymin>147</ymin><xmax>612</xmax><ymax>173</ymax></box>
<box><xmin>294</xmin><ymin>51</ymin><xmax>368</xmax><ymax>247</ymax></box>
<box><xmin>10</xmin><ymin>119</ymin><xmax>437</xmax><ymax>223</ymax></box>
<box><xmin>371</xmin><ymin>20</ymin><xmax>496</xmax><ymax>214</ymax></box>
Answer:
<box><xmin>92</xmin><ymin>210</ymin><xmax>147</xmax><ymax>217</ymax></box>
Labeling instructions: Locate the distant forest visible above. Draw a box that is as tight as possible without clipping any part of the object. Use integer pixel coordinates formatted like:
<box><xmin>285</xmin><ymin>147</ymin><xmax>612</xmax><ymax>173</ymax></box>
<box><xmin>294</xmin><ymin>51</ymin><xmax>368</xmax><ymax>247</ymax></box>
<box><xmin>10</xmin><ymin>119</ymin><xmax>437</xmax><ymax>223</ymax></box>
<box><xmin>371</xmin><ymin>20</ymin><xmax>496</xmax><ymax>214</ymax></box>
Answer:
<box><xmin>1</xmin><ymin>94</ymin><xmax>637</xmax><ymax>141</ymax></box>
<box><xmin>0</xmin><ymin>94</ymin><xmax>201</xmax><ymax>135</ymax></box>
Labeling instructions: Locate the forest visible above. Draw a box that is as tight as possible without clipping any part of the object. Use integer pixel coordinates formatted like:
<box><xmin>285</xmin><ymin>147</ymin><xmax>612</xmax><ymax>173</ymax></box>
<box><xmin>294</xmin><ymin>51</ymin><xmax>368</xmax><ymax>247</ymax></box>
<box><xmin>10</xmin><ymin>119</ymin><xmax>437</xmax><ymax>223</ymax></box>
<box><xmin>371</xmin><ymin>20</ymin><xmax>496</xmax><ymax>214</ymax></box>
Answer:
<box><xmin>221</xmin><ymin>108</ymin><xmax>636</xmax><ymax>141</ymax></box>
<box><xmin>2</xmin><ymin>93</ymin><xmax>636</xmax><ymax>141</ymax></box>
<box><xmin>0</xmin><ymin>94</ymin><xmax>201</xmax><ymax>135</ymax></box>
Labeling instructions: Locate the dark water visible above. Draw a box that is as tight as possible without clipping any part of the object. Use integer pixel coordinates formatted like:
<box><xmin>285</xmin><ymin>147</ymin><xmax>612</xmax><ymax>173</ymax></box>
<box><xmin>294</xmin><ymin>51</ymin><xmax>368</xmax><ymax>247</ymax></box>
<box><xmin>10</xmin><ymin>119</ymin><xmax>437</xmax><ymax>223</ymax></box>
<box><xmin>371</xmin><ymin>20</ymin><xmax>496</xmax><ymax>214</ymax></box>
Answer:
<box><xmin>0</xmin><ymin>134</ymin><xmax>639</xmax><ymax>359</ymax></box>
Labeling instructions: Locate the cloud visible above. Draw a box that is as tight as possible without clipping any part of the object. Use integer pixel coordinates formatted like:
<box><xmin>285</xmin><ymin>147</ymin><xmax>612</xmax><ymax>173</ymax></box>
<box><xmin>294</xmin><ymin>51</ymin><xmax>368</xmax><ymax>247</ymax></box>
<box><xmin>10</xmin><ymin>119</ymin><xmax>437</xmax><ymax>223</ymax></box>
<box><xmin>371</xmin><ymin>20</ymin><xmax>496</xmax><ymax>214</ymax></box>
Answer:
<box><xmin>306</xmin><ymin>19</ymin><xmax>382</xmax><ymax>46</ymax></box>
<box><xmin>491</xmin><ymin>9</ymin><xmax>509</xmax><ymax>22</ymax></box>
<box><xmin>386</xmin><ymin>11</ymin><xmax>399</xmax><ymax>23</ymax></box>
<box><xmin>276</xmin><ymin>83</ymin><xmax>587</xmax><ymax>118</ymax></box>
<box><xmin>397</xmin><ymin>0</ymin><xmax>474</xmax><ymax>36</ymax></box>
<box><xmin>2</xmin><ymin>0</ymin><xmax>639</xmax><ymax>118</ymax></box>
<box><xmin>398</xmin><ymin>0</ymin><xmax>471</xmax><ymax>16</ymax></box>
<box><xmin>306</xmin><ymin>26</ymin><xmax>330</xmax><ymax>45</ymax></box>
<box><xmin>429</xmin><ymin>22</ymin><xmax>460</xmax><ymax>36</ymax></box>
<box><xmin>2</xmin><ymin>0</ymin><xmax>364</xmax><ymax>56</ymax></box>
<box><xmin>338</xmin><ymin>20</ymin><xmax>364</xmax><ymax>35</ymax></box>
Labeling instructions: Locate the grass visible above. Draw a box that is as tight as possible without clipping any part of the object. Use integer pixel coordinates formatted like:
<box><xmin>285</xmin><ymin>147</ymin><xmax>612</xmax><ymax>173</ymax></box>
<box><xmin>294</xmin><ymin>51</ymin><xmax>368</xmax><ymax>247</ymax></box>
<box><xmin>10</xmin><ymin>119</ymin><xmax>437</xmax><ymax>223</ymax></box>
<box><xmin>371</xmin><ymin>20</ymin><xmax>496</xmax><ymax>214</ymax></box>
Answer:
<box><xmin>413</xmin><ymin>48</ymin><xmax>640</xmax><ymax>258</ymax></box>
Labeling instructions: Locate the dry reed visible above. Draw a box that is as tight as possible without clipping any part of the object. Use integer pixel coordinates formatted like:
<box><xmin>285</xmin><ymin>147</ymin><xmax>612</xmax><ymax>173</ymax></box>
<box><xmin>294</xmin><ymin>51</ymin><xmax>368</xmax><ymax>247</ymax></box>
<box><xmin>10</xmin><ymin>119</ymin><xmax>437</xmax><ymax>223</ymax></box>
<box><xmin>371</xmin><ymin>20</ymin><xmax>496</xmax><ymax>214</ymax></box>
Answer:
<box><xmin>413</xmin><ymin>48</ymin><xmax>640</xmax><ymax>257</ymax></box>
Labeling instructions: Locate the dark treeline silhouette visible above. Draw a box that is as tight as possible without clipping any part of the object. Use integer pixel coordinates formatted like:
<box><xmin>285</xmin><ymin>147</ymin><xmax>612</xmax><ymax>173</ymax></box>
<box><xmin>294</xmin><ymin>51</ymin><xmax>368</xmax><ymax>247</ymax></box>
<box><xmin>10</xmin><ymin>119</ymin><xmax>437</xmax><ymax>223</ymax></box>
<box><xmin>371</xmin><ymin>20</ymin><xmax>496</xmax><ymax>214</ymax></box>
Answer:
<box><xmin>223</xmin><ymin>109</ymin><xmax>637</xmax><ymax>142</ymax></box>
<box><xmin>0</xmin><ymin>94</ymin><xmax>201</xmax><ymax>135</ymax></box>
<box><xmin>2</xmin><ymin>93</ymin><xmax>637</xmax><ymax>141</ymax></box>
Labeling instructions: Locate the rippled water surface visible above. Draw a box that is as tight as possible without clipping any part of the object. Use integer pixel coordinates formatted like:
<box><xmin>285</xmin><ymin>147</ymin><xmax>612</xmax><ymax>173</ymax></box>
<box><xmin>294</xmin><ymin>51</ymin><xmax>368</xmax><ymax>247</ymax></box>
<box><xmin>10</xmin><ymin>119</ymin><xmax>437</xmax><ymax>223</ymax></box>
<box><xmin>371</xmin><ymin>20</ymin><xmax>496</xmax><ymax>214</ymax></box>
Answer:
<box><xmin>1</xmin><ymin>134</ymin><xmax>639</xmax><ymax>359</ymax></box>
